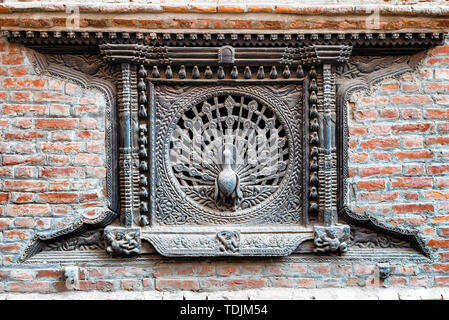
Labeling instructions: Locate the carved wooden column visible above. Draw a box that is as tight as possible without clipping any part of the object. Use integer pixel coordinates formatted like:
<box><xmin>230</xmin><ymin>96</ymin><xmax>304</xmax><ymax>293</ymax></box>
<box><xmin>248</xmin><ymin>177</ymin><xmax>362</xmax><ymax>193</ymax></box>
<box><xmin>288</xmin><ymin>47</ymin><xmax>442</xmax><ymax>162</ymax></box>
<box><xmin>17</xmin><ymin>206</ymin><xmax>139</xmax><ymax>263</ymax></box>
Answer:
<box><xmin>103</xmin><ymin>62</ymin><xmax>142</xmax><ymax>256</ymax></box>
<box><xmin>310</xmin><ymin>46</ymin><xmax>352</xmax><ymax>253</ymax></box>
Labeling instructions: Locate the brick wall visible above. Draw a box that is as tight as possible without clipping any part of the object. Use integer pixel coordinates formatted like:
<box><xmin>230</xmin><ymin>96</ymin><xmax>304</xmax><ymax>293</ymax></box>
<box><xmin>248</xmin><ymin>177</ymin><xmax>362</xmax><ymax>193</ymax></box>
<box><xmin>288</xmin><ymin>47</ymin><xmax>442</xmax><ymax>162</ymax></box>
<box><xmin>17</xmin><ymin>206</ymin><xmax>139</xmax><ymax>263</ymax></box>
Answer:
<box><xmin>0</xmin><ymin>37</ymin><xmax>108</xmax><ymax>267</ymax></box>
<box><xmin>0</xmin><ymin>37</ymin><xmax>448</xmax><ymax>294</ymax></box>
<box><xmin>347</xmin><ymin>46</ymin><xmax>449</xmax><ymax>258</ymax></box>
<box><xmin>1</xmin><ymin>0</ymin><xmax>449</xmax><ymax>290</ymax></box>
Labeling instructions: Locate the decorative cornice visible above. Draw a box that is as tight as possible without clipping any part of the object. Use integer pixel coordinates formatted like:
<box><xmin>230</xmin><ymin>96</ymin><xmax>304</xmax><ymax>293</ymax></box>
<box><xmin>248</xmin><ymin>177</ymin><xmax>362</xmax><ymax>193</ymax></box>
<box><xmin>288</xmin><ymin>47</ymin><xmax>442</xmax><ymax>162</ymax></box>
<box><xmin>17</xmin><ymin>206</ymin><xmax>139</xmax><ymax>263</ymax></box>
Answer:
<box><xmin>3</xmin><ymin>31</ymin><xmax>444</xmax><ymax>55</ymax></box>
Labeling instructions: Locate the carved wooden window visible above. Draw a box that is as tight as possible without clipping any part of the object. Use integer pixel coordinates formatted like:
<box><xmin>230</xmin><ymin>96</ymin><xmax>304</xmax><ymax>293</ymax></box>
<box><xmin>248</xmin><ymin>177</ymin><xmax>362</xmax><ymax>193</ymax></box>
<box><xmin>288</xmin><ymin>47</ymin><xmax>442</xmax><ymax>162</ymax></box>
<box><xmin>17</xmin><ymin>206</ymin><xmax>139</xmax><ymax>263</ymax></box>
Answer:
<box><xmin>7</xmin><ymin>31</ymin><xmax>442</xmax><ymax>261</ymax></box>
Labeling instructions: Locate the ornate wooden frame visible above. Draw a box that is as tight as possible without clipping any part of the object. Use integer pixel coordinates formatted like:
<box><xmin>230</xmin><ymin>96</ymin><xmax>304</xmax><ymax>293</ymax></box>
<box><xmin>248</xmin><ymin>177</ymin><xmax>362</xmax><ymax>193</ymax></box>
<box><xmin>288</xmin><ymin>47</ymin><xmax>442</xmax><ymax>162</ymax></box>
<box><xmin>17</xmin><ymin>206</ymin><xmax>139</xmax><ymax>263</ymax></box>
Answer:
<box><xmin>4</xmin><ymin>30</ymin><xmax>443</xmax><ymax>261</ymax></box>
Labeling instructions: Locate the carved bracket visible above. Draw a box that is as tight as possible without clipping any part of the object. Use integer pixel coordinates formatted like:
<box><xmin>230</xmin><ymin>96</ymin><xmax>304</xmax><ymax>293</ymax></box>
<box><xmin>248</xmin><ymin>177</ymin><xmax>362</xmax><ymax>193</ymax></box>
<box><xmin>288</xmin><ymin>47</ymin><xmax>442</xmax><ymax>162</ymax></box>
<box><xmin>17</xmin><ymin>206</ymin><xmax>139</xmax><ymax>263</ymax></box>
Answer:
<box><xmin>104</xmin><ymin>226</ymin><xmax>141</xmax><ymax>257</ymax></box>
<box><xmin>314</xmin><ymin>224</ymin><xmax>350</xmax><ymax>254</ymax></box>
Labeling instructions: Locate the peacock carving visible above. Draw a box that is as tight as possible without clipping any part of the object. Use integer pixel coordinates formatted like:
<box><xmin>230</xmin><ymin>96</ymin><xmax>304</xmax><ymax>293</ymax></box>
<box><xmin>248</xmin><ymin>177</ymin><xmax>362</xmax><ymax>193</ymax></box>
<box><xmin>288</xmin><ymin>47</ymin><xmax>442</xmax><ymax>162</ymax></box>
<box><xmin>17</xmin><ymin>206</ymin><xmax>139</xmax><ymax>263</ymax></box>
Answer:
<box><xmin>169</xmin><ymin>94</ymin><xmax>289</xmax><ymax>212</ymax></box>
<box><xmin>214</xmin><ymin>146</ymin><xmax>243</xmax><ymax>209</ymax></box>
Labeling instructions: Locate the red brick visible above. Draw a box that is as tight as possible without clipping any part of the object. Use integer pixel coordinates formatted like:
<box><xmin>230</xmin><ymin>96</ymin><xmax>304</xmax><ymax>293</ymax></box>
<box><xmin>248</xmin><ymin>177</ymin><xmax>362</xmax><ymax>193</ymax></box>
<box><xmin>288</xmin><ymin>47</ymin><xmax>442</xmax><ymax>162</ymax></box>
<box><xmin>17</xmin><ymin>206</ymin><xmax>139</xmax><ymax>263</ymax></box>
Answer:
<box><xmin>435</xmin><ymin>277</ymin><xmax>449</xmax><ymax>286</ymax></box>
<box><xmin>309</xmin><ymin>265</ymin><xmax>330</xmax><ymax>275</ymax></box>
<box><xmin>380</xmin><ymin>82</ymin><xmax>399</xmax><ymax>93</ymax></box>
<box><xmin>357</xmin><ymin>180</ymin><xmax>385</xmax><ymax>190</ymax></box>
<box><xmin>429</xmin><ymin>239</ymin><xmax>449</xmax><ymax>249</ymax></box>
<box><xmin>39</xmin><ymin>193</ymin><xmax>78</xmax><ymax>204</ymax></box>
<box><xmin>295</xmin><ymin>278</ymin><xmax>316</xmax><ymax>288</ymax></box>
<box><xmin>436</xmin><ymin>178</ymin><xmax>449</xmax><ymax>188</ymax></box>
<box><xmin>36</xmin><ymin>269</ymin><xmax>63</xmax><ymax>279</ymax></box>
<box><xmin>358</xmin><ymin>192</ymin><xmax>399</xmax><ymax>202</ymax></box>
<box><xmin>0</xmin><ymin>193</ymin><xmax>9</xmax><ymax>203</ymax></box>
<box><xmin>392</xmin><ymin>177</ymin><xmax>433</xmax><ymax>189</ymax></box>
<box><xmin>0</xmin><ymin>168</ymin><xmax>11</xmax><ymax>176</ymax></box>
<box><xmin>361</xmin><ymin>138</ymin><xmax>400</xmax><ymax>149</ymax></box>
<box><xmin>3</xmin><ymin>180</ymin><xmax>47</xmax><ymax>192</ymax></box>
<box><xmin>6</xmin><ymin>282</ymin><xmax>51</xmax><ymax>293</ymax></box>
<box><xmin>2</xmin><ymin>78</ymin><xmax>46</xmax><ymax>89</ymax></box>
<box><xmin>217</xmin><ymin>265</ymin><xmax>239</xmax><ymax>276</ymax></box>
<box><xmin>40</xmin><ymin>167</ymin><xmax>81</xmax><ymax>178</ymax></box>
<box><xmin>74</xmin><ymin>104</ymin><xmax>99</xmax><ymax>114</ymax></box>
<box><xmin>360</xmin><ymin>166</ymin><xmax>401</xmax><ymax>177</ymax></box>
<box><xmin>49</xmin><ymin>104</ymin><xmax>70</xmax><ymax>116</ymax></box>
<box><xmin>349</xmin><ymin>126</ymin><xmax>368</xmax><ymax>135</ymax></box>
<box><xmin>3</xmin><ymin>229</ymin><xmax>32</xmax><ymax>240</ymax></box>
<box><xmin>0</xmin><ymin>243</ymin><xmax>22</xmax><ymax>253</ymax></box>
<box><xmin>424</xmin><ymin>191</ymin><xmax>449</xmax><ymax>200</ymax></box>
<box><xmin>13</xmin><ymin>217</ymin><xmax>34</xmax><ymax>228</ymax></box>
<box><xmin>15</xmin><ymin>118</ymin><xmax>32</xmax><ymax>128</ymax></box>
<box><xmin>427</xmin><ymin>165</ymin><xmax>449</xmax><ymax>175</ymax></box>
<box><xmin>356</xmin><ymin>109</ymin><xmax>377</xmax><ymax>121</ymax></box>
<box><xmin>4</xmin><ymin>131</ymin><xmax>45</xmax><ymax>140</ymax></box>
<box><xmin>359</xmin><ymin>97</ymin><xmax>388</xmax><ymax>106</ymax></box>
<box><xmin>402</xmin><ymin>108</ymin><xmax>422</xmax><ymax>119</ymax></box>
<box><xmin>2</xmin><ymin>104</ymin><xmax>46</xmax><ymax>115</ymax></box>
<box><xmin>370</xmin><ymin>124</ymin><xmax>391</xmax><ymax>135</ymax></box>
<box><xmin>74</xmin><ymin>154</ymin><xmax>103</xmax><ymax>166</ymax></box>
<box><xmin>391</xmin><ymin>95</ymin><xmax>433</xmax><ymax>105</ymax></box>
<box><xmin>426</xmin><ymin>109</ymin><xmax>449</xmax><ymax>119</ymax></box>
<box><xmin>432</xmin><ymin>46</ymin><xmax>449</xmax><ymax>55</ymax></box>
<box><xmin>404</xmin><ymin>164</ymin><xmax>425</xmax><ymax>177</ymax></box>
<box><xmin>8</xmin><ymin>66</ymin><xmax>28</xmax><ymax>77</ymax></box>
<box><xmin>439</xmin><ymin>123</ymin><xmax>449</xmax><ymax>132</ymax></box>
<box><xmin>33</xmin><ymin>92</ymin><xmax>73</xmax><ymax>102</ymax></box>
<box><xmin>36</xmin><ymin>119</ymin><xmax>78</xmax><ymax>129</ymax></box>
<box><xmin>392</xmin><ymin>204</ymin><xmax>434</xmax><ymax>214</ymax></box>
<box><xmin>392</xmin><ymin>123</ymin><xmax>434</xmax><ymax>134</ymax></box>
<box><xmin>12</xmin><ymin>193</ymin><xmax>33</xmax><ymax>203</ymax></box>
<box><xmin>155</xmin><ymin>279</ymin><xmax>199</xmax><ymax>291</ymax></box>
<box><xmin>41</xmin><ymin>142</ymin><xmax>82</xmax><ymax>153</ymax></box>
<box><xmin>5</xmin><ymin>204</ymin><xmax>50</xmax><ymax>216</ymax></box>
<box><xmin>10</xmin><ymin>91</ymin><xmax>30</xmax><ymax>101</ymax></box>
<box><xmin>404</xmin><ymin>192</ymin><xmax>419</xmax><ymax>200</ymax></box>
<box><xmin>431</xmin><ymin>216</ymin><xmax>449</xmax><ymax>224</ymax></box>
<box><xmin>380</xmin><ymin>108</ymin><xmax>399</xmax><ymax>119</ymax></box>
<box><xmin>394</xmin><ymin>150</ymin><xmax>433</xmax><ymax>160</ymax></box>
<box><xmin>402</xmin><ymin>84</ymin><xmax>421</xmax><ymax>93</ymax></box>
<box><xmin>350</xmin><ymin>152</ymin><xmax>369</xmax><ymax>162</ymax></box>
<box><xmin>2</xmin><ymin>54</ymin><xmax>24</xmax><ymax>65</ymax></box>
<box><xmin>3</xmin><ymin>155</ymin><xmax>45</xmax><ymax>165</ymax></box>
<box><xmin>403</xmin><ymin>136</ymin><xmax>424</xmax><ymax>148</ymax></box>
<box><xmin>373</xmin><ymin>152</ymin><xmax>391</xmax><ymax>161</ymax></box>
<box><xmin>426</xmin><ymin>137</ymin><xmax>449</xmax><ymax>146</ymax></box>
<box><xmin>78</xmin><ymin>280</ymin><xmax>114</xmax><ymax>291</ymax></box>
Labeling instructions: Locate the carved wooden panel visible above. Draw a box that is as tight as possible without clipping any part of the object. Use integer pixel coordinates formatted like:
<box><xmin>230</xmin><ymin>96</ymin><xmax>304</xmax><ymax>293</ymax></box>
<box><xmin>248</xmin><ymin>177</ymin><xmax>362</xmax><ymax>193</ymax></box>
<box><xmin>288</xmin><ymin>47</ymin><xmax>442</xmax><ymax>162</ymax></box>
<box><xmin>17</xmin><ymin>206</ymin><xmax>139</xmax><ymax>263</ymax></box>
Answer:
<box><xmin>5</xmin><ymin>31</ymin><xmax>442</xmax><ymax>260</ymax></box>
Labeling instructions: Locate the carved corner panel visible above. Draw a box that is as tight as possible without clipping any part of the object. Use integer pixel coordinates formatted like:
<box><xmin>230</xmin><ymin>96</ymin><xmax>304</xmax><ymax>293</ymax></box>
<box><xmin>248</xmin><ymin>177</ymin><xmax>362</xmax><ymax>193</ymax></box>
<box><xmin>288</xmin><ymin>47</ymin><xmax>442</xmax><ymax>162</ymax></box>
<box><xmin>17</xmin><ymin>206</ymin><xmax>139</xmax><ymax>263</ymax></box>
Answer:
<box><xmin>5</xmin><ymin>31</ymin><xmax>444</xmax><ymax>260</ymax></box>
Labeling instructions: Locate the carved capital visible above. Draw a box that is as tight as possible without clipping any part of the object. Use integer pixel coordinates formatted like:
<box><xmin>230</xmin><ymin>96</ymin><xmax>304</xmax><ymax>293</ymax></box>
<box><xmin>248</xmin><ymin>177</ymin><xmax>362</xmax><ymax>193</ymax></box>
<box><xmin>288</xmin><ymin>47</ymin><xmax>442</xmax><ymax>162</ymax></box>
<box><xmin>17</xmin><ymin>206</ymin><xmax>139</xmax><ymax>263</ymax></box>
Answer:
<box><xmin>104</xmin><ymin>226</ymin><xmax>141</xmax><ymax>257</ymax></box>
<box><xmin>313</xmin><ymin>224</ymin><xmax>350</xmax><ymax>254</ymax></box>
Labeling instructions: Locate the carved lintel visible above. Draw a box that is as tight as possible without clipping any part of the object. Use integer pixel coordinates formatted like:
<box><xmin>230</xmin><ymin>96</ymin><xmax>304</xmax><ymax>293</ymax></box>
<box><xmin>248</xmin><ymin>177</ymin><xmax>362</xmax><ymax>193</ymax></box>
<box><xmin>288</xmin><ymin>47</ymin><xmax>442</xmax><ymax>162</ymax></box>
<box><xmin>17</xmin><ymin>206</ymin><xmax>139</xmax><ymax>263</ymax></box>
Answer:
<box><xmin>104</xmin><ymin>226</ymin><xmax>141</xmax><ymax>257</ymax></box>
<box><xmin>314</xmin><ymin>224</ymin><xmax>350</xmax><ymax>254</ymax></box>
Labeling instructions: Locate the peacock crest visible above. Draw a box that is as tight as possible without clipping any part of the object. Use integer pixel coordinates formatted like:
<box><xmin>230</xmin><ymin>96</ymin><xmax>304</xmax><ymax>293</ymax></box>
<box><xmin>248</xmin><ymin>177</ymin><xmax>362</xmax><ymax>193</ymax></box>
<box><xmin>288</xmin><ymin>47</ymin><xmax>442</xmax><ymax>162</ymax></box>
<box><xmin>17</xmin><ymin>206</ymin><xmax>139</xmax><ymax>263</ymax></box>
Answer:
<box><xmin>170</xmin><ymin>94</ymin><xmax>289</xmax><ymax>212</ymax></box>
